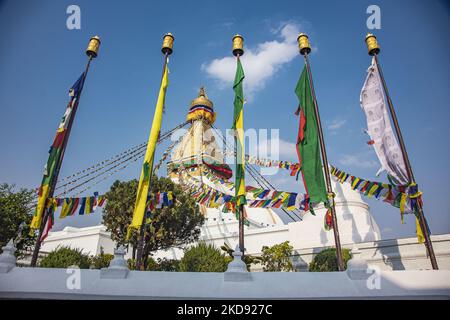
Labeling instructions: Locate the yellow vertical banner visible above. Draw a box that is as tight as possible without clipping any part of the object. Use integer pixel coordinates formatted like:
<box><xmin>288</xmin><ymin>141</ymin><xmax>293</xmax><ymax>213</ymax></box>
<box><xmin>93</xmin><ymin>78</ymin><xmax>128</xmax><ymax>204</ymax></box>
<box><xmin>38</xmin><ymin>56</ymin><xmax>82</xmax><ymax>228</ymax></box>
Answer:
<box><xmin>128</xmin><ymin>62</ymin><xmax>169</xmax><ymax>238</ymax></box>
<box><xmin>416</xmin><ymin>217</ymin><xmax>425</xmax><ymax>244</ymax></box>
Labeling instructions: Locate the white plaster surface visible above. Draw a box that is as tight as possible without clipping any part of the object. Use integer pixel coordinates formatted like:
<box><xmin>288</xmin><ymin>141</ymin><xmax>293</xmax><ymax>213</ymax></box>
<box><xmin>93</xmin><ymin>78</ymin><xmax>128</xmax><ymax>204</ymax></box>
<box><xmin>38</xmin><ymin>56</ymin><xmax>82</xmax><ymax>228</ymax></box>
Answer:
<box><xmin>0</xmin><ymin>267</ymin><xmax>449</xmax><ymax>299</ymax></box>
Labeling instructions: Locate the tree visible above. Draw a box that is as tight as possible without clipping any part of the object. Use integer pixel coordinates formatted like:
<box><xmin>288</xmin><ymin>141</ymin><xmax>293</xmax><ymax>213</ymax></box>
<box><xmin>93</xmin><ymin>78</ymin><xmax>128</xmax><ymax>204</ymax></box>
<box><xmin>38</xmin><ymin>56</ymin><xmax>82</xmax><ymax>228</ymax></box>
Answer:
<box><xmin>39</xmin><ymin>246</ymin><xmax>91</xmax><ymax>269</ymax></box>
<box><xmin>260</xmin><ymin>241</ymin><xmax>294</xmax><ymax>272</ymax></box>
<box><xmin>102</xmin><ymin>179</ymin><xmax>139</xmax><ymax>251</ymax></box>
<box><xmin>0</xmin><ymin>183</ymin><xmax>36</xmax><ymax>255</ymax></box>
<box><xmin>178</xmin><ymin>242</ymin><xmax>228</xmax><ymax>272</ymax></box>
<box><xmin>309</xmin><ymin>248</ymin><xmax>352</xmax><ymax>272</ymax></box>
<box><xmin>220</xmin><ymin>242</ymin><xmax>261</xmax><ymax>271</ymax></box>
<box><xmin>102</xmin><ymin>176</ymin><xmax>204</xmax><ymax>269</ymax></box>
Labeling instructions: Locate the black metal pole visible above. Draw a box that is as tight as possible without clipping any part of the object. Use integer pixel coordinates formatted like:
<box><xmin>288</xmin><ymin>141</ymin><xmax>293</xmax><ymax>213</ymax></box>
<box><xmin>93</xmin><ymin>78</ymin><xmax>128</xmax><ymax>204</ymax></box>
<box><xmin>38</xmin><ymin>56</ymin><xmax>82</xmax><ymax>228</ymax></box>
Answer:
<box><xmin>239</xmin><ymin>205</ymin><xmax>245</xmax><ymax>257</ymax></box>
<box><xmin>135</xmin><ymin>53</ymin><xmax>169</xmax><ymax>270</ymax></box>
<box><xmin>234</xmin><ymin>133</ymin><xmax>245</xmax><ymax>258</ymax></box>
<box><xmin>303</xmin><ymin>53</ymin><xmax>345</xmax><ymax>271</ymax></box>
<box><xmin>30</xmin><ymin>57</ymin><xmax>93</xmax><ymax>267</ymax></box>
<box><xmin>373</xmin><ymin>54</ymin><xmax>438</xmax><ymax>270</ymax></box>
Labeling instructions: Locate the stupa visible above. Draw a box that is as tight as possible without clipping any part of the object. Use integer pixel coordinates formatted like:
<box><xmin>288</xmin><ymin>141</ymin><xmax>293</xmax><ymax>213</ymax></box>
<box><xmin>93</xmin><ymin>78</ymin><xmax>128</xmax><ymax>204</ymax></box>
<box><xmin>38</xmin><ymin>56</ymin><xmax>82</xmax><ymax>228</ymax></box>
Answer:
<box><xmin>163</xmin><ymin>87</ymin><xmax>381</xmax><ymax>260</ymax></box>
<box><xmin>167</xmin><ymin>87</ymin><xmax>284</xmax><ymax>227</ymax></box>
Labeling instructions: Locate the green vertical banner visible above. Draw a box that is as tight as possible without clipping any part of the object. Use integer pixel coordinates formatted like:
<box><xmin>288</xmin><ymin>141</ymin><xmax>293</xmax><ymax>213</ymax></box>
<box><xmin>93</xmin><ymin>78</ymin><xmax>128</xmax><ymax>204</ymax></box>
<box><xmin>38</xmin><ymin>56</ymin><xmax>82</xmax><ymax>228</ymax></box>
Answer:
<box><xmin>295</xmin><ymin>66</ymin><xmax>327</xmax><ymax>206</ymax></box>
<box><xmin>232</xmin><ymin>58</ymin><xmax>247</xmax><ymax>209</ymax></box>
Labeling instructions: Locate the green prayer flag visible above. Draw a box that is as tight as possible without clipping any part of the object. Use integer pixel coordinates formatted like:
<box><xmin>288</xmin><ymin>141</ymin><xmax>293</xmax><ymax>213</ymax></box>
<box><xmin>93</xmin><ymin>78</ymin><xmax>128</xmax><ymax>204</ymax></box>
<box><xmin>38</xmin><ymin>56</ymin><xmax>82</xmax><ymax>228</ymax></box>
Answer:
<box><xmin>233</xmin><ymin>58</ymin><xmax>246</xmax><ymax>207</ymax></box>
<box><xmin>295</xmin><ymin>66</ymin><xmax>328</xmax><ymax>205</ymax></box>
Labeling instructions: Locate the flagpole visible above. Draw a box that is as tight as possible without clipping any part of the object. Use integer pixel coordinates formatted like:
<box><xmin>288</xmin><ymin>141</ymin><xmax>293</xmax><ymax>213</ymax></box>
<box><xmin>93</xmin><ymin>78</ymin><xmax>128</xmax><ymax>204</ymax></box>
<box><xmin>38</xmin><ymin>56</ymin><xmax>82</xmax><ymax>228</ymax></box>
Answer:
<box><xmin>297</xmin><ymin>34</ymin><xmax>345</xmax><ymax>271</ymax></box>
<box><xmin>232</xmin><ymin>129</ymin><xmax>245</xmax><ymax>256</ymax></box>
<box><xmin>135</xmin><ymin>33</ymin><xmax>173</xmax><ymax>270</ymax></box>
<box><xmin>365</xmin><ymin>34</ymin><xmax>438</xmax><ymax>270</ymax></box>
<box><xmin>232</xmin><ymin>35</ymin><xmax>245</xmax><ymax>258</ymax></box>
<box><xmin>30</xmin><ymin>36</ymin><xmax>101</xmax><ymax>267</ymax></box>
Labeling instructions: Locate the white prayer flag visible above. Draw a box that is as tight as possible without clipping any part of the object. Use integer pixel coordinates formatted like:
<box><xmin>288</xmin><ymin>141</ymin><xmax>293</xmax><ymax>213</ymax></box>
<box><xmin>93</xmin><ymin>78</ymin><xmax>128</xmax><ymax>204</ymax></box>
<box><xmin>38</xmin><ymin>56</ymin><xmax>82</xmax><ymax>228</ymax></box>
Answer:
<box><xmin>360</xmin><ymin>57</ymin><xmax>409</xmax><ymax>185</ymax></box>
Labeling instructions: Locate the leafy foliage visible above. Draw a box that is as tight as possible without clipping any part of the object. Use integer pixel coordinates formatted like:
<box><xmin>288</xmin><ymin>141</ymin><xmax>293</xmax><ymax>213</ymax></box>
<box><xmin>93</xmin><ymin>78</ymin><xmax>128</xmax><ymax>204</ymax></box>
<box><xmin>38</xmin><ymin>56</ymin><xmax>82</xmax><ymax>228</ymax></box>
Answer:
<box><xmin>178</xmin><ymin>242</ymin><xmax>229</xmax><ymax>272</ymax></box>
<box><xmin>127</xmin><ymin>258</ymin><xmax>137</xmax><ymax>270</ymax></box>
<box><xmin>220</xmin><ymin>242</ymin><xmax>261</xmax><ymax>271</ymax></box>
<box><xmin>39</xmin><ymin>246</ymin><xmax>91</xmax><ymax>269</ymax></box>
<box><xmin>146</xmin><ymin>257</ymin><xmax>180</xmax><ymax>271</ymax></box>
<box><xmin>102</xmin><ymin>176</ymin><xmax>204</xmax><ymax>269</ymax></box>
<box><xmin>260</xmin><ymin>241</ymin><xmax>294</xmax><ymax>272</ymax></box>
<box><xmin>0</xmin><ymin>183</ymin><xmax>36</xmax><ymax>256</ymax></box>
<box><xmin>102</xmin><ymin>180</ymin><xmax>139</xmax><ymax>248</ymax></box>
<box><xmin>309</xmin><ymin>248</ymin><xmax>351</xmax><ymax>272</ymax></box>
<box><xmin>154</xmin><ymin>258</ymin><xmax>180</xmax><ymax>271</ymax></box>
<box><xmin>89</xmin><ymin>247</ymin><xmax>114</xmax><ymax>269</ymax></box>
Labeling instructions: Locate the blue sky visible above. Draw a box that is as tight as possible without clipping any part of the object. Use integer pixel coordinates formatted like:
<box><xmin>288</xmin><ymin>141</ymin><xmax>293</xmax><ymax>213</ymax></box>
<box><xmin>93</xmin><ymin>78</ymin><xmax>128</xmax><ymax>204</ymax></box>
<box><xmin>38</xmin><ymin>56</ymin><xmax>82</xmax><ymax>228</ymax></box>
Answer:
<box><xmin>0</xmin><ymin>0</ymin><xmax>449</xmax><ymax>239</ymax></box>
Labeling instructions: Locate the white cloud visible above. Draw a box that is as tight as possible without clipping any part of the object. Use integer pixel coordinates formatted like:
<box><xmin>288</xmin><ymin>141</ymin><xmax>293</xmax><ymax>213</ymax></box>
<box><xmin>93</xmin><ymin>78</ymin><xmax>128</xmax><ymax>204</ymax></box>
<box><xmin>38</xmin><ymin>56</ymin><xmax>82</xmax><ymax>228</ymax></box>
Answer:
<box><xmin>201</xmin><ymin>22</ymin><xmax>303</xmax><ymax>99</ymax></box>
<box><xmin>339</xmin><ymin>152</ymin><xmax>378</xmax><ymax>169</ymax></box>
<box><xmin>221</xmin><ymin>21</ymin><xmax>234</xmax><ymax>29</ymax></box>
<box><xmin>327</xmin><ymin>118</ymin><xmax>347</xmax><ymax>131</ymax></box>
<box><xmin>250</xmin><ymin>137</ymin><xmax>298</xmax><ymax>161</ymax></box>
<box><xmin>278</xmin><ymin>139</ymin><xmax>298</xmax><ymax>160</ymax></box>
<box><xmin>247</xmin><ymin>136</ymin><xmax>298</xmax><ymax>177</ymax></box>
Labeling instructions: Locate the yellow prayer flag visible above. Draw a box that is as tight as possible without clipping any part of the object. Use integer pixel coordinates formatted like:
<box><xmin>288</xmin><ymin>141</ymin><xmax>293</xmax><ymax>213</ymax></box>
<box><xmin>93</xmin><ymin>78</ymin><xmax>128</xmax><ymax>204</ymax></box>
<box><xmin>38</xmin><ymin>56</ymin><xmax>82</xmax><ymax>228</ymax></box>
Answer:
<box><xmin>128</xmin><ymin>62</ymin><xmax>169</xmax><ymax>238</ymax></box>
<box><xmin>416</xmin><ymin>217</ymin><xmax>425</xmax><ymax>244</ymax></box>
<box><xmin>59</xmin><ymin>198</ymin><xmax>72</xmax><ymax>219</ymax></box>
<box><xmin>85</xmin><ymin>196</ymin><xmax>91</xmax><ymax>215</ymax></box>
<box><xmin>30</xmin><ymin>184</ymin><xmax>50</xmax><ymax>231</ymax></box>
<box><xmin>367</xmin><ymin>184</ymin><xmax>379</xmax><ymax>199</ymax></box>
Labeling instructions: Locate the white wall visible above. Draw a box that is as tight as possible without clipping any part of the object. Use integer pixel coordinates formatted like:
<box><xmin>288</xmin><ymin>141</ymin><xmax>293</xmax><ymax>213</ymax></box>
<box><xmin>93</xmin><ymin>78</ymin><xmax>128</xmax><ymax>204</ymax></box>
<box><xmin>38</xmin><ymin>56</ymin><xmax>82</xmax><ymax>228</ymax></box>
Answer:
<box><xmin>1</xmin><ymin>266</ymin><xmax>450</xmax><ymax>299</ymax></box>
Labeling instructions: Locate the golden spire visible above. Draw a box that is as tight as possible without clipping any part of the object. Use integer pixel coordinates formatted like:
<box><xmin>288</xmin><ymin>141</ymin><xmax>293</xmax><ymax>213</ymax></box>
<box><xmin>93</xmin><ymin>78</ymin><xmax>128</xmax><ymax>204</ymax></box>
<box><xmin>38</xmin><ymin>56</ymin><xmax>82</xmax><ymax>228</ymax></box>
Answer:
<box><xmin>190</xmin><ymin>86</ymin><xmax>213</xmax><ymax>109</ymax></box>
<box><xmin>199</xmin><ymin>86</ymin><xmax>206</xmax><ymax>98</ymax></box>
<box><xmin>187</xmin><ymin>86</ymin><xmax>216</xmax><ymax>124</ymax></box>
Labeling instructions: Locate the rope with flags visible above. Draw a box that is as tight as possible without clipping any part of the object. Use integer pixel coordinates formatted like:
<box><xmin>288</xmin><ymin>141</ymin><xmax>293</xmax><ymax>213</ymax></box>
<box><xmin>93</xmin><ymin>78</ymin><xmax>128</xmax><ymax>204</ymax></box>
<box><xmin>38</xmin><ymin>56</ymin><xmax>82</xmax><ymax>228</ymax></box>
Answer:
<box><xmin>180</xmin><ymin>166</ymin><xmax>308</xmax><ymax>213</ymax></box>
<box><xmin>330</xmin><ymin>166</ymin><xmax>423</xmax><ymax>220</ymax></box>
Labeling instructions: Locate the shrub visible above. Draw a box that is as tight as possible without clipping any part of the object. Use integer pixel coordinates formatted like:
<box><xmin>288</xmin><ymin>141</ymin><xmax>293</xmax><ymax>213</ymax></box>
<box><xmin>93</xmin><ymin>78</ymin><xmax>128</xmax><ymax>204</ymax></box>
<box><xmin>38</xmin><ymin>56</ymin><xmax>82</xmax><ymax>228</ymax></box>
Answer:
<box><xmin>220</xmin><ymin>243</ymin><xmax>260</xmax><ymax>271</ymax></box>
<box><xmin>131</xmin><ymin>256</ymin><xmax>180</xmax><ymax>271</ymax></box>
<box><xmin>260</xmin><ymin>241</ymin><xmax>294</xmax><ymax>272</ymax></box>
<box><xmin>155</xmin><ymin>258</ymin><xmax>180</xmax><ymax>272</ymax></box>
<box><xmin>127</xmin><ymin>258</ymin><xmax>137</xmax><ymax>270</ymax></box>
<box><xmin>309</xmin><ymin>248</ymin><xmax>352</xmax><ymax>272</ymax></box>
<box><xmin>178</xmin><ymin>242</ymin><xmax>228</xmax><ymax>272</ymax></box>
<box><xmin>89</xmin><ymin>250</ymin><xmax>114</xmax><ymax>269</ymax></box>
<box><xmin>39</xmin><ymin>246</ymin><xmax>91</xmax><ymax>269</ymax></box>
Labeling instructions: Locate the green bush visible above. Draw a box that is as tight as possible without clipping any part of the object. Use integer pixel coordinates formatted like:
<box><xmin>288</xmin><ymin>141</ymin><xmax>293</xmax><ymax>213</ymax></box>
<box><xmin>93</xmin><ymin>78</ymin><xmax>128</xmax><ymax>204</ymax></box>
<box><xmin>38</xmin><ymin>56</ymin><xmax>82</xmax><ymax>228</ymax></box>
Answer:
<box><xmin>220</xmin><ymin>243</ymin><xmax>260</xmax><ymax>271</ymax></box>
<box><xmin>127</xmin><ymin>258</ymin><xmax>137</xmax><ymax>270</ymax></box>
<box><xmin>155</xmin><ymin>258</ymin><xmax>180</xmax><ymax>271</ymax></box>
<box><xmin>309</xmin><ymin>248</ymin><xmax>351</xmax><ymax>272</ymax></box>
<box><xmin>39</xmin><ymin>246</ymin><xmax>91</xmax><ymax>269</ymax></box>
<box><xmin>178</xmin><ymin>242</ymin><xmax>228</xmax><ymax>272</ymax></box>
<box><xmin>130</xmin><ymin>256</ymin><xmax>180</xmax><ymax>271</ymax></box>
<box><xmin>90</xmin><ymin>251</ymin><xmax>114</xmax><ymax>269</ymax></box>
<box><xmin>145</xmin><ymin>257</ymin><xmax>158</xmax><ymax>271</ymax></box>
<box><xmin>260</xmin><ymin>241</ymin><xmax>294</xmax><ymax>272</ymax></box>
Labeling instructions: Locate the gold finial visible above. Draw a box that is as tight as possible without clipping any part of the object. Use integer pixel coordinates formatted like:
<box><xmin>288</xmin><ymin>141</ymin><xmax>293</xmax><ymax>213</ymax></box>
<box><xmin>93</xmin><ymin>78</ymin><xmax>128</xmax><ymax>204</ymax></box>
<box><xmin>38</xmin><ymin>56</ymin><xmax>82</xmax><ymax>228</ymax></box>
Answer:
<box><xmin>232</xmin><ymin>34</ymin><xmax>244</xmax><ymax>56</ymax></box>
<box><xmin>187</xmin><ymin>86</ymin><xmax>215</xmax><ymax>124</ymax></box>
<box><xmin>86</xmin><ymin>36</ymin><xmax>101</xmax><ymax>58</ymax></box>
<box><xmin>365</xmin><ymin>33</ymin><xmax>380</xmax><ymax>56</ymax></box>
<box><xmin>199</xmin><ymin>86</ymin><xmax>207</xmax><ymax>98</ymax></box>
<box><xmin>190</xmin><ymin>86</ymin><xmax>213</xmax><ymax>109</ymax></box>
<box><xmin>297</xmin><ymin>33</ymin><xmax>311</xmax><ymax>55</ymax></box>
<box><xmin>162</xmin><ymin>33</ymin><xmax>174</xmax><ymax>55</ymax></box>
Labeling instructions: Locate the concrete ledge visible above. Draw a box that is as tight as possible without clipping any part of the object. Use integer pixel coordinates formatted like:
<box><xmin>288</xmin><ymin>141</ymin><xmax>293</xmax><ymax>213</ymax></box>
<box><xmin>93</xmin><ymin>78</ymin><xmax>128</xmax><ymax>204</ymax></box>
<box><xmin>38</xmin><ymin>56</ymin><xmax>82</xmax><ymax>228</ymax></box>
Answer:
<box><xmin>0</xmin><ymin>268</ymin><xmax>449</xmax><ymax>299</ymax></box>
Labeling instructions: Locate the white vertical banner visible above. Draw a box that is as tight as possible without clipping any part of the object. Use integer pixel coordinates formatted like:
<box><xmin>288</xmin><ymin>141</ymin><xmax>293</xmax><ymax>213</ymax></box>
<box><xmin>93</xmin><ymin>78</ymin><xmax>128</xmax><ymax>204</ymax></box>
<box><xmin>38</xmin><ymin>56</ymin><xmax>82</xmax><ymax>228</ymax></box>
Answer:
<box><xmin>360</xmin><ymin>57</ymin><xmax>409</xmax><ymax>185</ymax></box>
